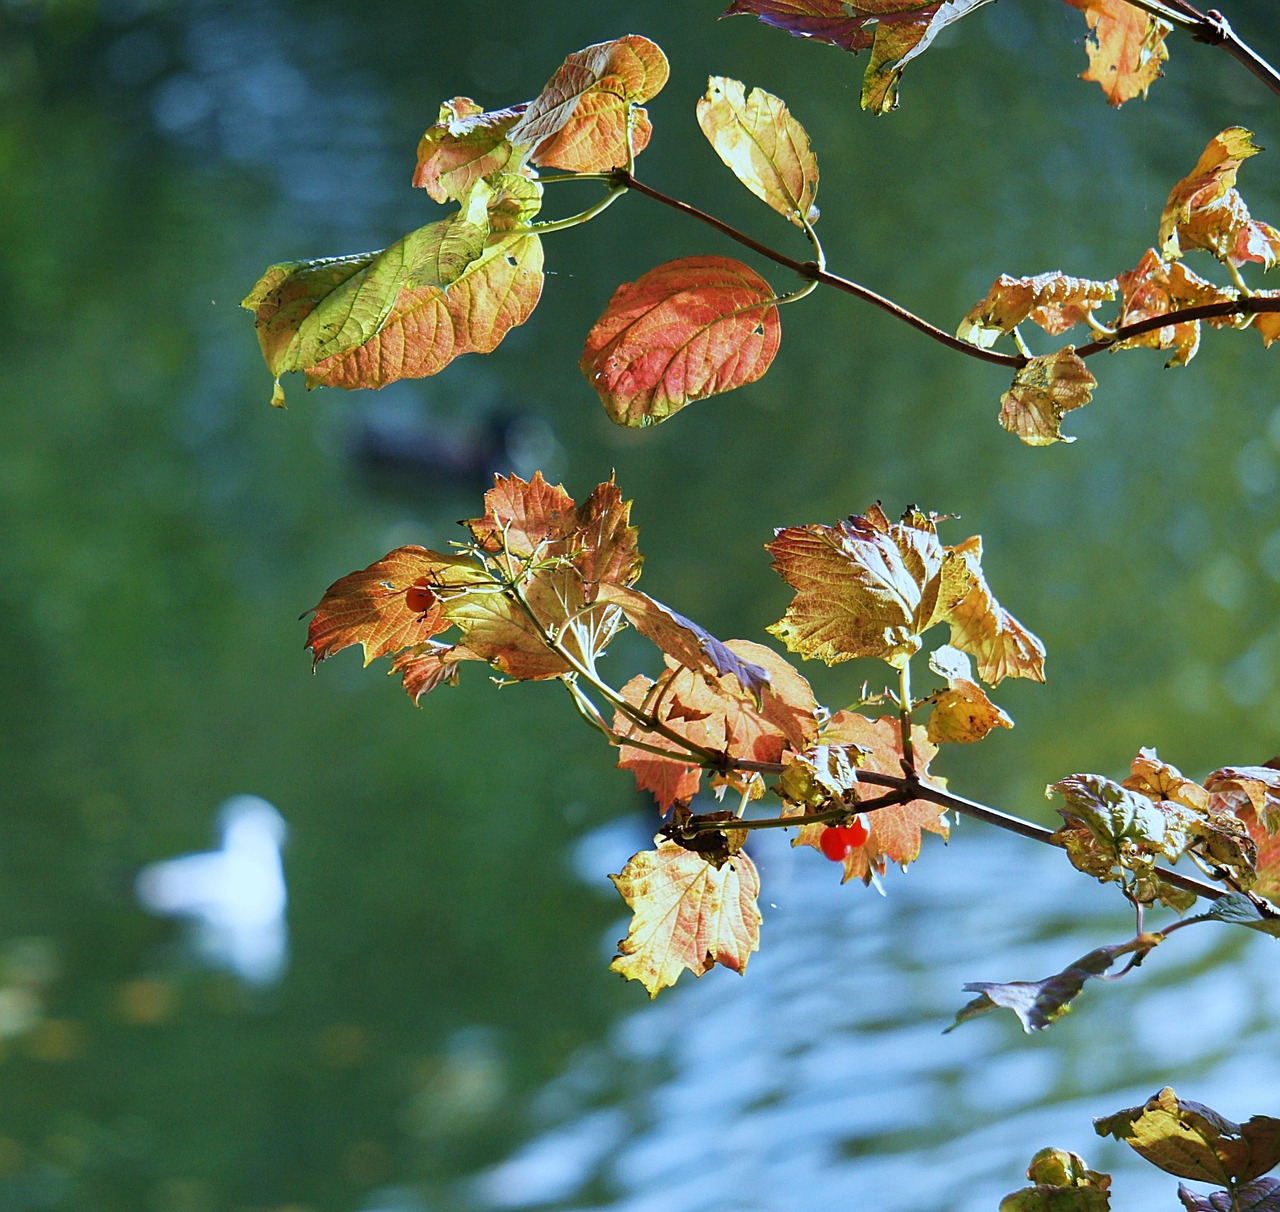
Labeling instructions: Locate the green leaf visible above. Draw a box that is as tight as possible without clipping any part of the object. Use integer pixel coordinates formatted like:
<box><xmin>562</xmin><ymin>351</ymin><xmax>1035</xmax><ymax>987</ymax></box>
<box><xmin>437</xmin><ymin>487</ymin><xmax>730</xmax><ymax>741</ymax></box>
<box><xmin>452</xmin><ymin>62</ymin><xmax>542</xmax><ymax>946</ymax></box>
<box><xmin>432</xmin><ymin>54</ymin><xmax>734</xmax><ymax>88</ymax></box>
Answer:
<box><xmin>1000</xmin><ymin>1147</ymin><xmax>1113</xmax><ymax>1211</ymax></box>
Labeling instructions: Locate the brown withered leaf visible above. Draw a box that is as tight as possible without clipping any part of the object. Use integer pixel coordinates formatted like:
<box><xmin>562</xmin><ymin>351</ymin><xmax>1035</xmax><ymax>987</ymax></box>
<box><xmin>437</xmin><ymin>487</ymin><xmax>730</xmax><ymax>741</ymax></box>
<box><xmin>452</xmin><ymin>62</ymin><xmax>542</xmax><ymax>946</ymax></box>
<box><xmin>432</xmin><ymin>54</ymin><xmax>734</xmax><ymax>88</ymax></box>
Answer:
<box><xmin>1095</xmin><ymin>1088</ymin><xmax>1280</xmax><ymax>1186</ymax></box>
<box><xmin>944</xmin><ymin>536</ymin><xmax>1046</xmax><ymax>685</ymax></box>
<box><xmin>609</xmin><ymin>839</ymin><xmax>761</xmax><ymax>997</ymax></box>
<box><xmin>1179</xmin><ymin>1177</ymin><xmax>1280</xmax><ymax>1212</ymax></box>
<box><xmin>1113</xmin><ymin>249</ymin><xmax>1238</xmax><ymax>367</ymax></box>
<box><xmin>1062</xmin><ymin>0</ymin><xmax>1171</xmax><ymax>107</ymax></box>
<box><xmin>957</xmin><ymin>271</ymin><xmax>1117</xmax><ymax>349</ymax></box>
<box><xmin>660</xmin><ymin>807</ymin><xmax>748</xmax><ymax>867</ymax></box>
<box><xmin>925</xmin><ymin>645</ymin><xmax>1014</xmax><ymax>743</ymax></box>
<box><xmin>767</xmin><ymin>505</ymin><xmax>971</xmax><ymax>667</ymax></box>
<box><xmin>305</xmin><ymin>547</ymin><xmax>486</xmax><ymax>666</ymax></box>
<box><xmin>1205</xmin><ymin>766</ymin><xmax>1280</xmax><ymax>834</ymax></box>
<box><xmin>998</xmin><ymin>347</ymin><xmax>1097</xmax><ymax>445</ymax></box>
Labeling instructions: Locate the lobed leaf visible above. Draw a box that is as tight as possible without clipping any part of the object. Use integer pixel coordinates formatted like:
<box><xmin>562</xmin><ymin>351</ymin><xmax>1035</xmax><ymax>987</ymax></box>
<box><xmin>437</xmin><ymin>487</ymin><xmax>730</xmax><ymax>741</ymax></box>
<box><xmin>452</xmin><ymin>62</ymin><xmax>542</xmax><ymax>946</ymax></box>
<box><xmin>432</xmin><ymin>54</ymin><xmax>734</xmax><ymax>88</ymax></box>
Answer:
<box><xmin>581</xmin><ymin>255</ymin><xmax>781</xmax><ymax>425</ymax></box>
<box><xmin>1061</xmin><ymin>0</ymin><xmax>1171</xmax><ymax>107</ymax></box>
<box><xmin>1095</xmin><ymin>1088</ymin><xmax>1280</xmax><ymax>1186</ymax></box>
<box><xmin>1113</xmin><ymin>249</ymin><xmax>1238</xmax><ymax>367</ymax></box>
<box><xmin>390</xmin><ymin>641</ymin><xmax>484</xmax><ymax>704</ymax></box>
<box><xmin>1204</xmin><ymin>766</ymin><xmax>1280</xmax><ymax>834</ymax></box>
<box><xmin>957</xmin><ymin>271</ymin><xmax>1116</xmax><ymax>350</ymax></box>
<box><xmin>1049</xmin><ymin>772</ymin><xmax>1189</xmax><ymax>861</ymax></box>
<box><xmin>609</xmin><ymin>839</ymin><xmax>762</xmax><ymax>996</ymax></box>
<box><xmin>945</xmin><ymin>944</ymin><xmax>1124</xmax><ymax>1033</ymax></box>
<box><xmin>696</xmin><ymin>77</ymin><xmax>819</xmax><ymax>227</ymax></box>
<box><xmin>998</xmin><ymin>347</ymin><xmax>1096</xmax><ymax>445</ymax></box>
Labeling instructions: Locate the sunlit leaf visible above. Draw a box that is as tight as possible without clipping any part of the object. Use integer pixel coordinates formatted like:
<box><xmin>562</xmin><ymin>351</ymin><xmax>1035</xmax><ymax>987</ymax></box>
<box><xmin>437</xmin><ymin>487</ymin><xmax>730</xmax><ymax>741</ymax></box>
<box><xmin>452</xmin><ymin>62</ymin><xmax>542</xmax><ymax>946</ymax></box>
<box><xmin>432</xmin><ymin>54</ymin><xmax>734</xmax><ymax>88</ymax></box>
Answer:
<box><xmin>413</xmin><ymin>97</ymin><xmax>528</xmax><ymax>203</ymax></box>
<box><xmin>1179</xmin><ymin>1177</ymin><xmax>1280</xmax><ymax>1212</ymax></box>
<box><xmin>1061</xmin><ymin>0</ymin><xmax>1171</xmax><ymax>106</ymax></box>
<box><xmin>1095</xmin><ymin>1088</ymin><xmax>1280</xmax><ymax>1186</ymax></box>
<box><xmin>696</xmin><ymin>77</ymin><xmax>819</xmax><ymax>227</ymax></box>
<box><xmin>775</xmin><ymin>742</ymin><xmax>864</xmax><ymax>810</ymax></box>
<box><xmin>581</xmin><ymin>255</ymin><xmax>781</xmax><ymax>425</ymax></box>
<box><xmin>925</xmin><ymin>645</ymin><xmax>1013</xmax><ymax>743</ymax></box>
<box><xmin>999</xmin><ymin>1148</ymin><xmax>1113</xmax><ymax>1212</ymax></box>
<box><xmin>305</xmin><ymin>547</ymin><xmax>485</xmax><ymax>666</ymax></box>
<box><xmin>1049</xmin><ymin>773</ymin><xmax>1190</xmax><ymax>861</ymax></box>
<box><xmin>1254</xmin><ymin>294</ymin><xmax>1280</xmax><ymax>348</ymax></box>
<box><xmin>943</xmin><ymin>536</ymin><xmax>1046</xmax><ymax>685</ymax></box>
<box><xmin>945</xmin><ymin>944</ymin><xmax>1124</xmax><ymax>1033</ymax></box>
<box><xmin>998</xmin><ymin>347</ymin><xmax>1096</xmax><ymax>445</ymax></box>
<box><xmin>389</xmin><ymin>641</ymin><xmax>484</xmax><ymax>704</ymax></box>
<box><xmin>609</xmin><ymin>838</ymin><xmax>761</xmax><ymax>996</ymax></box>
<box><xmin>510</xmin><ymin>35</ymin><xmax>669</xmax><ymax>172</ymax></box>
<box><xmin>463</xmin><ymin>471</ymin><xmax>578</xmax><ymax>556</ymax></box>
<box><xmin>614</xmin><ymin>674</ymin><xmax>704</xmax><ymax>810</ymax></box>
<box><xmin>1113</xmin><ymin>249</ymin><xmax>1237</xmax><ymax>367</ymax></box>
<box><xmin>767</xmin><ymin>504</ymin><xmax>971</xmax><ymax>667</ymax></box>
<box><xmin>957</xmin><ymin>272</ymin><xmax>1116</xmax><ymax>349</ymax></box>
<box><xmin>1122</xmin><ymin>747</ymin><xmax>1210</xmax><ymax>812</ymax></box>
<box><xmin>1204</xmin><ymin>765</ymin><xmax>1280</xmax><ymax>834</ymax></box>
<box><xmin>1202</xmin><ymin>891</ymin><xmax>1280</xmax><ymax>938</ymax></box>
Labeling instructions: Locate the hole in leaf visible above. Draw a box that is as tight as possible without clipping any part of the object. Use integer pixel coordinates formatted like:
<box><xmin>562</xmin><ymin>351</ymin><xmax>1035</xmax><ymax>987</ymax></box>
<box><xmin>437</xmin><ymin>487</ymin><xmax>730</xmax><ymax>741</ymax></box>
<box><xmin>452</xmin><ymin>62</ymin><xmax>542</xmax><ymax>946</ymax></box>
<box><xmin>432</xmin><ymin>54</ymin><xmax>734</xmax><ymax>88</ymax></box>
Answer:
<box><xmin>505</xmin><ymin>254</ymin><xmax>518</xmax><ymax>266</ymax></box>
<box><xmin>752</xmin><ymin>324</ymin><xmax>765</xmax><ymax>336</ymax></box>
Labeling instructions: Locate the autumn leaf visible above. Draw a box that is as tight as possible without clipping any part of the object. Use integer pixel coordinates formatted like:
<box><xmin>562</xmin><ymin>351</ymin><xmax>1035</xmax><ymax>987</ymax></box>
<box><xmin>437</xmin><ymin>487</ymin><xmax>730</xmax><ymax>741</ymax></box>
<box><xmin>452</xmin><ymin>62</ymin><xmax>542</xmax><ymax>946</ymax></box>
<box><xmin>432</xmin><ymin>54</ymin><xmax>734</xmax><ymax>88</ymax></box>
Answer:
<box><xmin>413</xmin><ymin>98</ymin><xmax>528</xmax><ymax>203</ymax></box>
<box><xmin>998</xmin><ymin>347</ymin><xmax>1096</xmax><ymax>445</ymax></box>
<box><xmin>723</xmin><ymin>0</ymin><xmax>996</xmax><ymax>113</ymax></box>
<box><xmin>1049</xmin><ymin>772</ymin><xmax>1194</xmax><ymax>864</ymax></box>
<box><xmin>925</xmin><ymin>644</ymin><xmax>1013</xmax><ymax>743</ymax></box>
<box><xmin>390</xmin><ymin>641</ymin><xmax>484</xmax><ymax>704</ymax></box>
<box><xmin>510</xmin><ymin>35</ymin><xmax>669</xmax><ymax>172</ymax></box>
<box><xmin>1204</xmin><ymin>765</ymin><xmax>1280</xmax><ymax>834</ymax></box>
<box><xmin>696</xmin><ymin>77</ymin><xmax>819</xmax><ymax>227</ymax></box>
<box><xmin>945</xmin><ymin>943</ymin><xmax>1125</xmax><ymax>1033</ymax></box>
<box><xmin>609</xmin><ymin>838</ymin><xmax>761</xmax><ymax>996</ymax></box>
<box><xmin>1159</xmin><ymin>128</ymin><xmax>1280</xmax><ymax>268</ymax></box>
<box><xmin>1178</xmin><ymin>1178</ymin><xmax>1280</xmax><ymax>1212</ymax></box>
<box><xmin>305</xmin><ymin>547</ymin><xmax>486</xmax><ymax>666</ymax></box>
<box><xmin>1000</xmin><ymin>1148</ymin><xmax>1112</xmax><ymax>1212</ymax></box>
<box><xmin>1095</xmin><ymin>1088</ymin><xmax>1280</xmax><ymax>1186</ymax></box>
<box><xmin>463</xmin><ymin>471</ymin><xmax>578</xmax><ymax>556</ymax></box>
<box><xmin>581</xmin><ymin>256</ymin><xmax>781</xmax><ymax>425</ymax></box>
<box><xmin>767</xmin><ymin>504</ymin><xmax>972</xmax><ymax>667</ymax></box>
<box><xmin>1122</xmin><ymin>747</ymin><xmax>1209</xmax><ymax>812</ymax></box>
<box><xmin>1113</xmin><ymin>249</ymin><xmax>1238</xmax><ymax>367</ymax></box>
<box><xmin>957</xmin><ymin>272</ymin><xmax>1117</xmax><ymax>349</ymax></box>
<box><xmin>1062</xmin><ymin>0</ymin><xmax>1171</xmax><ymax>106</ymax></box>
<box><xmin>1254</xmin><ymin>294</ymin><xmax>1280</xmax><ymax>349</ymax></box>
<box><xmin>1203</xmin><ymin>892</ymin><xmax>1280</xmax><ymax>938</ymax></box>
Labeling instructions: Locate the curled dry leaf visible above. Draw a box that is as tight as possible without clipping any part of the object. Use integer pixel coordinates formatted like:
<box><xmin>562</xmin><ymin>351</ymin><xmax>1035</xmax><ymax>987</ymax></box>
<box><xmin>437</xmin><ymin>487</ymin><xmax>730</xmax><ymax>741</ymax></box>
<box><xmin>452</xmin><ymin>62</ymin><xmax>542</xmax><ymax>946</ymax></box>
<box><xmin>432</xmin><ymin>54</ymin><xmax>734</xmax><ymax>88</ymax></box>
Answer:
<box><xmin>1062</xmin><ymin>0</ymin><xmax>1171</xmax><ymax>107</ymax></box>
<box><xmin>609</xmin><ymin>838</ymin><xmax>762</xmax><ymax>996</ymax></box>
<box><xmin>957</xmin><ymin>271</ymin><xmax>1117</xmax><ymax>349</ymax></box>
<box><xmin>998</xmin><ymin>347</ymin><xmax>1096</xmax><ymax>445</ymax></box>
<box><xmin>1113</xmin><ymin>249</ymin><xmax>1238</xmax><ymax>367</ymax></box>
<box><xmin>696</xmin><ymin>76</ymin><xmax>819</xmax><ymax>227</ymax></box>
<box><xmin>581</xmin><ymin>255</ymin><xmax>781</xmax><ymax>425</ymax></box>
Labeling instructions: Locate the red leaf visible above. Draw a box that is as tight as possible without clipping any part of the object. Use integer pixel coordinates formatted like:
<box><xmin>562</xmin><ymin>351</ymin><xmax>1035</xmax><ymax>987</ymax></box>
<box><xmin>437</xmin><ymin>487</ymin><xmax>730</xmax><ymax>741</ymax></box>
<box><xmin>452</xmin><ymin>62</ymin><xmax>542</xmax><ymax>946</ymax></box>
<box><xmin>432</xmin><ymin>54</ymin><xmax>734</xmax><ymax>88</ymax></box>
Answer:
<box><xmin>581</xmin><ymin>256</ymin><xmax>781</xmax><ymax>425</ymax></box>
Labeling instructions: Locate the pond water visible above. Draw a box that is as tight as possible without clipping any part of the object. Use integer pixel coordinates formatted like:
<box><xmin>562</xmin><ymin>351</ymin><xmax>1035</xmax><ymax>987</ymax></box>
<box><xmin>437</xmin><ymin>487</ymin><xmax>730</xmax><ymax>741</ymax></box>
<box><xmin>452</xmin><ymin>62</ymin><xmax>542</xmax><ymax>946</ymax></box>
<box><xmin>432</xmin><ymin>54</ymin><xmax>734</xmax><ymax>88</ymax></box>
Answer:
<box><xmin>2</xmin><ymin>1</ymin><xmax>1279</xmax><ymax>1210</ymax></box>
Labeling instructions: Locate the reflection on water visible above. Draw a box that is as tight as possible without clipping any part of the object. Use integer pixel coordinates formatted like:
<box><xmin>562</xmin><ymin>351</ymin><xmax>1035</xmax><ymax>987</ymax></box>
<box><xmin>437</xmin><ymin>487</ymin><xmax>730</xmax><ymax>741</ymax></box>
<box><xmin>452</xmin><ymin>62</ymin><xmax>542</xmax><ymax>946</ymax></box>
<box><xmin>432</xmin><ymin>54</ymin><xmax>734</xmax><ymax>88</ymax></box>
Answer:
<box><xmin>135</xmin><ymin>795</ymin><xmax>289</xmax><ymax>986</ymax></box>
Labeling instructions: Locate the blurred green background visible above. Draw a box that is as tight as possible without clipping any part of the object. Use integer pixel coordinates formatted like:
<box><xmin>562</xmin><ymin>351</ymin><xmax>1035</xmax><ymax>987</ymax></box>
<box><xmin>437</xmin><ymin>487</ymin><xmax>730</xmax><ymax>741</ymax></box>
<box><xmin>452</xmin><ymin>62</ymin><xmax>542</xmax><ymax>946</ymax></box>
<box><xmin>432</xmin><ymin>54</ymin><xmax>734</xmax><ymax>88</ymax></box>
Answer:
<box><xmin>1</xmin><ymin>0</ymin><xmax>1279</xmax><ymax>1209</ymax></box>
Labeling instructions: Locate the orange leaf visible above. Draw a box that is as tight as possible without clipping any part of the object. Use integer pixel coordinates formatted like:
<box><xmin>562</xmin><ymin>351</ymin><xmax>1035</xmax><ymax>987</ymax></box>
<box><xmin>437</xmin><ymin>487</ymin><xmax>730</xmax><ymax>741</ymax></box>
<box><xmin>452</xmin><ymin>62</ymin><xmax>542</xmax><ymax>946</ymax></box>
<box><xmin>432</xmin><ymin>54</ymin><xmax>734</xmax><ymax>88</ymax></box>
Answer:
<box><xmin>389</xmin><ymin>641</ymin><xmax>484</xmax><ymax>704</ymax></box>
<box><xmin>997</xmin><ymin>347</ymin><xmax>1096</xmax><ymax>445</ymax></box>
<box><xmin>957</xmin><ymin>271</ymin><xmax>1116</xmax><ymax>349</ymax></box>
<box><xmin>1062</xmin><ymin>0</ymin><xmax>1171</xmax><ymax>106</ymax></box>
<box><xmin>305</xmin><ymin>547</ymin><xmax>485</xmax><ymax>666</ymax></box>
<box><xmin>581</xmin><ymin>256</ymin><xmax>781</xmax><ymax>425</ymax></box>
<box><xmin>463</xmin><ymin>471</ymin><xmax>578</xmax><ymax>556</ymax></box>
<box><xmin>511</xmin><ymin>35</ymin><xmax>669</xmax><ymax>173</ymax></box>
<box><xmin>925</xmin><ymin>646</ymin><xmax>1013</xmax><ymax>744</ymax></box>
<box><xmin>1113</xmin><ymin>249</ymin><xmax>1238</xmax><ymax>367</ymax></box>
<box><xmin>609</xmin><ymin>839</ymin><xmax>761</xmax><ymax>996</ymax></box>
<box><xmin>412</xmin><ymin>98</ymin><xmax>527</xmax><ymax>203</ymax></box>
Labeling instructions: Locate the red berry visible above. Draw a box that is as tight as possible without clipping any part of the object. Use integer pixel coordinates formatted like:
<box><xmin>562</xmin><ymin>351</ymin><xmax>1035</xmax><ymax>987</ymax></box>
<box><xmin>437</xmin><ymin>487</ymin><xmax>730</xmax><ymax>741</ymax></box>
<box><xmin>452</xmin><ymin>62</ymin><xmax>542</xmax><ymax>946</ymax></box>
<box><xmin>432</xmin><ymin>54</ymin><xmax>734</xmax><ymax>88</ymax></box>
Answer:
<box><xmin>405</xmin><ymin>577</ymin><xmax>437</xmax><ymax>616</ymax></box>
<box><xmin>818</xmin><ymin>814</ymin><xmax>871</xmax><ymax>862</ymax></box>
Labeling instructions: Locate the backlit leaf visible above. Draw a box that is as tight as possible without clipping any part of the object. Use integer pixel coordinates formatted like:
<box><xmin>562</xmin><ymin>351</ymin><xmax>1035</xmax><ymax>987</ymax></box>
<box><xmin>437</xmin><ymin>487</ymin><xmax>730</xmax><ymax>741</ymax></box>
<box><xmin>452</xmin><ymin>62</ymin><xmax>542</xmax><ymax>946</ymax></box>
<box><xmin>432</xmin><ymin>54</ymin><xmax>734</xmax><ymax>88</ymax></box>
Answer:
<box><xmin>1122</xmin><ymin>747</ymin><xmax>1210</xmax><ymax>813</ymax></box>
<box><xmin>389</xmin><ymin>641</ymin><xmax>484</xmax><ymax>704</ymax></box>
<box><xmin>413</xmin><ymin>98</ymin><xmax>527</xmax><ymax>203</ymax></box>
<box><xmin>1000</xmin><ymin>1148</ymin><xmax>1112</xmax><ymax>1212</ymax></box>
<box><xmin>1256</xmin><ymin>297</ymin><xmax>1280</xmax><ymax>348</ymax></box>
<box><xmin>1061</xmin><ymin>0</ymin><xmax>1171</xmax><ymax>106</ymax></box>
<box><xmin>957</xmin><ymin>272</ymin><xmax>1116</xmax><ymax>349</ymax></box>
<box><xmin>1204</xmin><ymin>766</ymin><xmax>1280</xmax><ymax>834</ymax></box>
<box><xmin>998</xmin><ymin>347</ymin><xmax>1096</xmax><ymax>445</ymax></box>
<box><xmin>696</xmin><ymin>77</ymin><xmax>819</xmax><ymax>227</ymax></box>
<box><xmin>305</xmin><ymin>547</ymin><xmax>485</xmax><ymax>666</ymax></box>
<box><xmin>511</xmin><ymin>35</ymin><xmax>669</xmax><ymax>172</ymax></box>
<box><xmin>767</xmin><ymin>504</ymin><xmax>972</xmax><ymax>667</ymax></box>
<box><xmin>1179</xmin><ymin>1177</ymin><xmax>1280</xmax><ymax>1212</ymax></box>
<box><xmin>1113</xmin><ymin>249</ymin><xmax>1237</xmax><ymax>367</ymax></box>
<box><xmin>1095</xmin><ymin>1088</ymin><xmax>1280</xmax><ymax>1186</ymax></box>
<box><xmin>581</xmin><ymin>256</ymin><xmax>781</xmax><ymax>425</ymax></box>
<box><xmin>609</xmin><ymin>839</ymin><xmax>761</xmax><ymax>997</ymax></box>
<box><xmin>925</xmin><ymin>645</ymin><xmax>1014</xmax><ymax>743</ymax></box>
<box><xmin>463</xmin><ymin>471</ymin><xmax>577</xmax><ymax>556</ymax></box>
<box><xmin>945</xmin><ymin>944</ymin><xmax>1123</xmax><ymax>1033</ymax></box>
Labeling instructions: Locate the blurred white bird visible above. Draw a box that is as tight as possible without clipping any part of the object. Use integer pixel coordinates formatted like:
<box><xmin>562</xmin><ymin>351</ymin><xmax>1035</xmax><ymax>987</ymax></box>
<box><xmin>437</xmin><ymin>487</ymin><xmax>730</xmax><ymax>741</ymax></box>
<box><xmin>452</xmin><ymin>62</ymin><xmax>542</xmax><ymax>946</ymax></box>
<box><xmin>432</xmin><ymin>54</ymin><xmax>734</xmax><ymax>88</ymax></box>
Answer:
<box><xmin>135</xmin><ymin>795</ymin><xmax>289</xmax><ymax>986</ymax></box>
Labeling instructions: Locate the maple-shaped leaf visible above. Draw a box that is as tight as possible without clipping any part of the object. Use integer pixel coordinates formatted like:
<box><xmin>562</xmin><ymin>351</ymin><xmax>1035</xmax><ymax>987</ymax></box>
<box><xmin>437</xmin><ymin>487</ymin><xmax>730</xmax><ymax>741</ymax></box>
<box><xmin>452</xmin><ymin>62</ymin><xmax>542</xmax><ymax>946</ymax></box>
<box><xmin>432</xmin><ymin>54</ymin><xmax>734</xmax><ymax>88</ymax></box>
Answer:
<box><xmin>1123</xmin><ymin>747</ymin><xmax>1210</xmax><ymax>812</ymax></box>
<box><xmin>790</xmin><ymin>712</ymin><xmax>948</xmax><ymax>883</ymax></box>
<box><xmin>1000</xmin><ymin>1148</ymin><xmax>1113</xmax><ymax>1212</ymax></box>
<box><xmin>581</xmin><ymin>256</ymin><xmax>781</xmax><ymax>425</ymax></box>
<box><xmin>389</xmin><ymin>641</ymin><xmax>484</xmax><ymax>704</ymax></box>
<box><xmin>998</xmin><ymin>347</ymin><xmax>1096</xmax><ymax>445</ymax></box>
<box><xmin>1179</xmin><ymin>1177</ymin><xmax>1280</xmax><ymax>1212</ymax></box>
<box><xmin>413</xmin><ymin>98</ymin><xmax>528</xmax><ymax>204</ymax></box>
<box><xmin>767</xmin><ymin>504</ymin><xmax>972</xmax><ymax>667</ymax></box>
<box><xmin>946</xmin><ymin>943</ymin><xmax>1125</xmax><ymax>1033</ymax></box>
<box><xmin>509</xmin><ymin>35</ymin><xmax>668</xmax><ymax>173</ymax></box>
<box><xmin>1062</xmin><ymin>0</ymin><xmax>1171</xmax><ymax>106</ymax></box>
<box><xmin>925</xmin><ymin>645</ymin><xmax>1013</xmax><ymax>743</ymax></box>
<box><xmin>305</xmin><ymin>547</ymin><xmax>487</xmax><ymax>666</ymax></box>
<box><xmin>614</xmin><ymin>674</ymin><xmax>704</xmax><ymax>810</ymax></box>
<box><xmin>1159</xmin><ymin>128</ymin><xmax>1278</xmax><ymax>268</ymax></box>
<box><xmin>463</xmin><ymin>470</ymin><xmax>578</xmax><ymax>557</ymax></box>
<box><xmin>1113</xmin><ymin>249</ymin><xmax>1238</xmax><ymax>367</ymax></box>
<box><xmin>1095</xmin><ymin>1088</ymin><xmax>1280</xmax><ymax>1187</ymax></box>
<box><xmin>723</xmin><ymin>0</ymin><xmax>995</xmax><ymax>113</ymax></box>
<box><xmin>696</xmin><ymin>77</ymin><xmax>819</xmax><ymax>227</ymax></box>
<box><xmin>609</xmin><ymin>838</ymin><xmax>761</xmax><ymax>996</ymax></box>
<box><xmin>957</xmin><ymin>272</ymin><xmax>1117</xmax><ymax>349</ymax></box>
